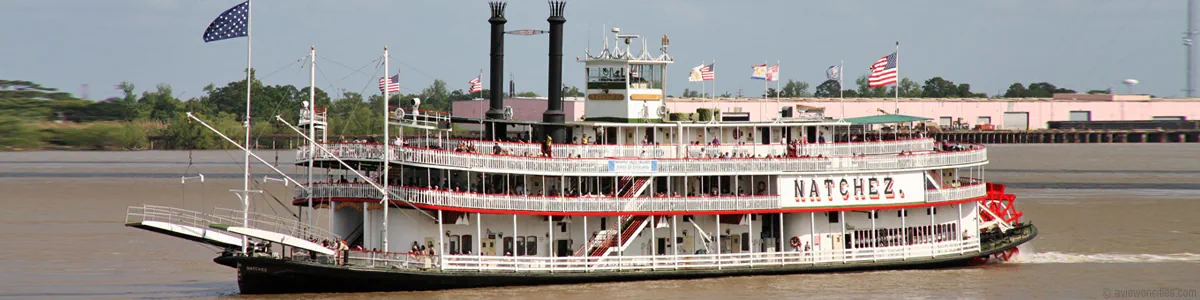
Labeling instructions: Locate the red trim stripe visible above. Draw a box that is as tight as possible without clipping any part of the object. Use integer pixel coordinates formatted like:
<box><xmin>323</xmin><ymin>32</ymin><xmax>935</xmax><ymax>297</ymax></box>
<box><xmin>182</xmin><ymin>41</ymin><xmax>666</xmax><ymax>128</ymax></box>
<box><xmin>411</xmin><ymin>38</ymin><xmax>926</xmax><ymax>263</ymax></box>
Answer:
<box><xmin>296</xmin><ymin>197</ymin><xmax>982</xmax><ymax>217</ymax></box>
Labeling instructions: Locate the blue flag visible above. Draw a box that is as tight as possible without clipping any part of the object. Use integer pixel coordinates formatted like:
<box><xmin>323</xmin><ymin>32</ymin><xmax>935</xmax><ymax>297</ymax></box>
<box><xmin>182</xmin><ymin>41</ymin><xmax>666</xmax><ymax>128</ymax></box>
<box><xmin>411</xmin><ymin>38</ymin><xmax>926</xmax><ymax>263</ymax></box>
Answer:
<box><xmin>203</xmin><ymin>1</ymin><xmax>250</xmax><ymax>43</ymax></box>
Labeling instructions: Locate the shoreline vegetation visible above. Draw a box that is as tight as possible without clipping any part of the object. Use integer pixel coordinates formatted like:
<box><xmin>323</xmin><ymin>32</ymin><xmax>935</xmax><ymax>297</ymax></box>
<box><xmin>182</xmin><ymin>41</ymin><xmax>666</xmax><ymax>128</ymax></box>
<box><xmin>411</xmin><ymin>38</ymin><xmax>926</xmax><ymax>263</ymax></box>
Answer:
<box><xmin>0</xmin><ymin>76</ymin><xmax>485</xmax><ymax>151</ymax></box>
<box><xmin>3</xmin><ymin>75</ymin><xmax>1087</xmax><ymax>151</ymax></box>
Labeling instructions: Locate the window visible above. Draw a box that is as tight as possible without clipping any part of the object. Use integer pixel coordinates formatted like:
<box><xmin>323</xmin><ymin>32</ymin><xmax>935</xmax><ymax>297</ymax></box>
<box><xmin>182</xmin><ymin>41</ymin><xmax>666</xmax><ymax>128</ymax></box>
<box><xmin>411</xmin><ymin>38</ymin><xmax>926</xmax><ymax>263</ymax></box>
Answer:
<box><xmin>926</xmin><ymin>207</ymin><xmax>938</xmax><ymax>215</ymax></box>
<box><xmin>629</xmin><ymin>64</ymin><xmax>663</xmax><ymax>89</ymax></box>
<box><xmin>516</xmin><ymin>237</ymin><xmax>526</xmax><ymax>256</ymax></box>
<box><xmin>828</xmin><ymin>212</ymin><xmax>840</xmax><ymax>223</ymax></box>
<box><xmin>868</xmin><ymin>211</ymin><xmax>879</xmax><ymax>219</ymax></box>
<box><xmin>897</xmin><ymin>209</ymin><xmax>908</xmax><ymax>218</ymax></box>
<box><xmin>526</xmin><ymin>236</ymin><xmax>538</xmax><ymax>256</ymax></box>
<box><xmin>587</xmin><ymin>66</ymin><xmax>625</xmax><ymax>82</ymax></box>
<box><xmin>976</xmin><ymin>116</ymin><xmax>991</xmax><ymax>125</ymax></box>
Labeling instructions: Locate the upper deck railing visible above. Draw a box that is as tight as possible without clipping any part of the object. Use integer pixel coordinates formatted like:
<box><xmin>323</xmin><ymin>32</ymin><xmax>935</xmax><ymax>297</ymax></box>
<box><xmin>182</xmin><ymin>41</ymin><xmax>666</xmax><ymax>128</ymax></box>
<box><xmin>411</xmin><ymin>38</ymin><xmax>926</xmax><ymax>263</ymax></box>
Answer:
<box><xmin>298</xmin><ymin>143</ymin><xmax>986</xmax><ymax>176</ymax></box>
<box><xmin>296</xmin><ymin>182</ymin><xmax>987</xmax><ymax>213</ymax></box>
<box><xmin>400</xmin><ymin>137</ymin><xmax>935</xmax><ymax>159</ymax></box>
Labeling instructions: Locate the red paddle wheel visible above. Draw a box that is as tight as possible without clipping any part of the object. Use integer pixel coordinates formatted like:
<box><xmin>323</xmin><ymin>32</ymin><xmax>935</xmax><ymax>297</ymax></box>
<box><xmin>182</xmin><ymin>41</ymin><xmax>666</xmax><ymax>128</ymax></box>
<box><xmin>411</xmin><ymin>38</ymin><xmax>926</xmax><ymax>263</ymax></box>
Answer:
<box><xmin>972</xmin><ymin>183</ymin><xmax>1025</xmax><ymax>263</ymax></box>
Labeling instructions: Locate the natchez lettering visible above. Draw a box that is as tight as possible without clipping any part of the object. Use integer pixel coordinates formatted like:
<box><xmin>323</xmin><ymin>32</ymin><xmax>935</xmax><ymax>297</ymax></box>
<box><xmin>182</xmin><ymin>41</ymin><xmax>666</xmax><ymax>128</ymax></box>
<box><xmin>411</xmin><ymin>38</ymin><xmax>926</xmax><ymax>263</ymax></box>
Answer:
<box><xmin>793</xmin><ymin>176</ymin><xmax>904</xmax><ymax>202</ymax></box>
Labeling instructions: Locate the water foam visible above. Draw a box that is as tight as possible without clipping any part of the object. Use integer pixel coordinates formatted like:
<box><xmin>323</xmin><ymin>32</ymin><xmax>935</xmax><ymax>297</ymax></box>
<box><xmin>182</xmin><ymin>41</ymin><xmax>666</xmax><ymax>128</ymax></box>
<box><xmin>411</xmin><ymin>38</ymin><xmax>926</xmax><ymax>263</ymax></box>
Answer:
<box><xmin>1013</xmin><ymin>251</ymin><xmax>1200</xmax><ymax>264</ymax></box>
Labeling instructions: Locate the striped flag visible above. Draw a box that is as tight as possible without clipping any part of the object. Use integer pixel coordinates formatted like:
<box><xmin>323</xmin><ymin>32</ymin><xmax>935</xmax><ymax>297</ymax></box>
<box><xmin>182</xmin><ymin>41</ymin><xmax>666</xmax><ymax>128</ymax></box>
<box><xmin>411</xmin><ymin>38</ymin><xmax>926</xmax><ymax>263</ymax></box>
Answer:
<box><xmin>701</xmin><ymin>63</ymin><xmax>715</xmax><ymax>81</ymax></box>
<box><xmin>378</xmin><ymin>74</ymin><xmax>399</xmax><ymax>93</ymax></box>
<box><xmin>767</xmin><ymin>64</ymin><xmax>780</xmax><ymax>82</ymax></box>
<box><xmin>468</xmin><ymin>76</ymin><xmax>483</xmax><ymax>93</ymax></box>
<box><xmin>750</xmin><ymin>64</ymin><xmax>768</xmax><ymax>80</ymax></box>
<box><xmin>868</xmin><ymin>52</ymin><xmax>898</xmax><ymax>88</ymax></box>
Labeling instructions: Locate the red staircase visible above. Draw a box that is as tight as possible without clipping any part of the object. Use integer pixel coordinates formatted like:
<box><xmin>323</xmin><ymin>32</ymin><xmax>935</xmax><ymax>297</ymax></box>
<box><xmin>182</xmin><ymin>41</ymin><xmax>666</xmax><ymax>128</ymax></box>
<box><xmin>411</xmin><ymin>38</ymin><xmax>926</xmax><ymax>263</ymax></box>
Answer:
<box><xmin>583</xmin><ymin>215</ymin><xmax>648</xmax><ymax>257</ymax></box>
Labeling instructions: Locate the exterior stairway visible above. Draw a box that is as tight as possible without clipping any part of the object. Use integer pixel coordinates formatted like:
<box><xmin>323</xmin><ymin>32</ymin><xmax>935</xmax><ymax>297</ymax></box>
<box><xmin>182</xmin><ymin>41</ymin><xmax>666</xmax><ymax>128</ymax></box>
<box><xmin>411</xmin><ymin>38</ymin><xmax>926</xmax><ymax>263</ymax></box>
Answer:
<box><xmin>588</xmin><ymin>215</ymin><xmax>649</xmax><ymax>256</ymax></box>
<box><xmin>570</xmin><ymin>177</ymin><xmax>654</xmax><ymax>257</ymax></box>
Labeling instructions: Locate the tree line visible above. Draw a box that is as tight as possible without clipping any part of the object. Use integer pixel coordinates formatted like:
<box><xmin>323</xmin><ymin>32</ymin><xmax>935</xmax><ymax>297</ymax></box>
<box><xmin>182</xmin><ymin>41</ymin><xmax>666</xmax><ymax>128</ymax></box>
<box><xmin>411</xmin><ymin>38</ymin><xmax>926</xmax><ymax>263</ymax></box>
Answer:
<box><xmin>1</xmin><ymin>72</ymin><xmax>1089</xmax><ymax>150</ymax></box>
<box><xmin>678</xmin><ymin>76</ymin><xmax>1085</xmax><ymax>99</ymax></box>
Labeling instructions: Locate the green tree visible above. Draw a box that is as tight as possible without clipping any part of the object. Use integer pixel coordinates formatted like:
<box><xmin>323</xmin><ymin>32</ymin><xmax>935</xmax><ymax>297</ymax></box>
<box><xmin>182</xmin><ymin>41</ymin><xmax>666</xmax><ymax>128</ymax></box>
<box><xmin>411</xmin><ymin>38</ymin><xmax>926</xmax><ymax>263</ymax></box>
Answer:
<box><xmin>1005</xmin><ymin>82</ymin><xmax>1074</xmax><ymax>97</ymax></box>
<box><xmin>0</xmin><ymin>116</ymin><xmax>42</xmax><ymax>148</ymax></box>
<box><xmin>516</xmin><ymin>91</ymin><xmax>540</xmax><ymax>97</ymax></box>
<box><xmin>419</xmin><ymin>79</ymin><xmax>451</xmax><ymax>111</ymax></box>
<box><xmin>813</xmin><ymin>80</ymin><xmax>841</xmax><ymax>97</ymax></box>
<box><xmin>780</xmin><ymin>80</ymin><xmax>811</xmax><ymax>97</ymax></box>
<box><xmin>897</xmin><ymin>78</ymin><xmax>921</xmax><ymax>97</ymax></box>
<box><xmin>681</xmin><ymin>88</ymin><xmax>702</xmax><ymax>98</ymax></box>
<box><xmin>565</xmin><ymin>85</ymin><xmax>583</xmax><ymax>97</ymax></box>
<box><xmin>921</xmin><ymin>77</ymin><xmax>959</xmax><ymax>97</ymax></box>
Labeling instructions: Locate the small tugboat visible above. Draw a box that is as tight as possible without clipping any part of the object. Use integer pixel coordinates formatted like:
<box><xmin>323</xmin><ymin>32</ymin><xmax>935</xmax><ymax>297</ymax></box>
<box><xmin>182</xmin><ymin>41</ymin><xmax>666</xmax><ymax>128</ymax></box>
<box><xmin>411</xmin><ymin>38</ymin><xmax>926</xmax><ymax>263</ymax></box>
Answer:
<box><xmin>124</xmin><ymin>1</ymin><xmax>1035</xmax><ymax>294</ymax></box>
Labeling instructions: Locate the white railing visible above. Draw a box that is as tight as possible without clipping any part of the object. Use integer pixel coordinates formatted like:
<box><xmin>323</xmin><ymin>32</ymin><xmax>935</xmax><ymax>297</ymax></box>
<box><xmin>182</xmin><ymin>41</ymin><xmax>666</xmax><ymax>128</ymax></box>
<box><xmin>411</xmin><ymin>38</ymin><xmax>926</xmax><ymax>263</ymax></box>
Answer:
<box><xmin>299</xmin><ymin>144</ymin><xmax>987</xmax><ymax>176</ymax></box>
<box><xmin>321</xmin><ymin>138</ymin><xmax>934</xmax><ymax>161</ymax></box>
<box><xmin>685</xmin><ymin>138</ymin><xmax>935</xmax><ymax>159</ymax></box>
<box><xmin>297</xmin><ymin>184</ymin><xmax>781</xmax><ymax>212</ymax></box>
<box><xmin>211</xmin><ymin>208</ymin><xmax>339</xmax><ymax>240</ymax></box>
<box><xmin>125</xmin><ymin>204</ymin><xmax>218</xmax><ymax>229</ymax></box>
<box><xmin>406</xmin><ymin>138</ymin><xmax>679</xmax><ymax>159</ymax></box>
<box><xmin>924</xmin><ymin>184</ymin><xmax>988</xmax><ymax>203</ymax></box>
<box><xmin>415</xmin><ymin>239</ymin><xmax>981</xmax><ymax>272</ymax></box>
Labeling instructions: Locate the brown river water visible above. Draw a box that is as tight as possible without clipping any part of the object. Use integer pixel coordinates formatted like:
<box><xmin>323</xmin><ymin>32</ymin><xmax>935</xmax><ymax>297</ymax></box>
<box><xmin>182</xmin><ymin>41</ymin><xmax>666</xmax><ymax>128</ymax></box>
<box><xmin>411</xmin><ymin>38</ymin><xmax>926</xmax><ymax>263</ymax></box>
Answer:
<box><xmin>1</xmin><ymin>144</ymin><xmax>1198</xmax><ymax>299</ymax></box>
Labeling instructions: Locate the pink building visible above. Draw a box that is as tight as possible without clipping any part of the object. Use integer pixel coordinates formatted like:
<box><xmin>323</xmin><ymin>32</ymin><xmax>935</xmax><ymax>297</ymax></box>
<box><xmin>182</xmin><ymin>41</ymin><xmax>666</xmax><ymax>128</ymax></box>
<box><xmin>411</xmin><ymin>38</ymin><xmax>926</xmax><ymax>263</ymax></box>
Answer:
<box><xmin>453</xmin><ymin>94</ymin><xmax>1200</xmax><ymax>130</ymax></box>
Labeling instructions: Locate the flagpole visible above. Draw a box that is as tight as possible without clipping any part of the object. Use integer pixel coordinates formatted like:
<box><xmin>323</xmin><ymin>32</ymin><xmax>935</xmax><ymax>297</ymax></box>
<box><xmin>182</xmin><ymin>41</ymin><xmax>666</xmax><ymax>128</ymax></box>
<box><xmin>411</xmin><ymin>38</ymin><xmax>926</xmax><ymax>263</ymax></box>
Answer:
<box><xmin>307</xmin><ymin>46</ymin><xmax>315</xmax><ymax>228</ymax></box>
<box><xmin>840</xmin><ymin>60</ymin><xmax>845</xmax><ymax>120</ymax></box>
<box><xmin>775</xmin><ymin>61</ymin><xmax>780</xmax><ymax>121</ymax></box>
<box><xmin>382</xmin><ymin>46</ymin><xmax>391</xmax><ymax>253</ymax></box>
<box><xmin>763</xmin><ymin>61</ymin><xmax>768</xmax><ymax>99</ymax></box>
<box><xmin>241</xmin><ymin>0</ymin><xmax>252</xmax><ymax>255</ymax></box>
<box><xmin>894</xmin><ymin>41</ymin><xmax>899</xmax><ymax>114</ymax></box>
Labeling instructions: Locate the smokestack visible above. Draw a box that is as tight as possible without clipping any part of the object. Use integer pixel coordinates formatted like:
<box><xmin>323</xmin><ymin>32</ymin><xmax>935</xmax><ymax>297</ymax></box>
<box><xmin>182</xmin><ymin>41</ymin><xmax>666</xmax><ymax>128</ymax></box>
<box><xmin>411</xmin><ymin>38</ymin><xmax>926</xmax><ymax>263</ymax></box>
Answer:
<box><xmin>485</xmin><ymin>1</ymin><xmax>508</xmax><ymax>140</ymax></box>
<box><xmin>542</xmin><ymin>1</ymin><xmax>567</xmax><ymax>143</ymax></box>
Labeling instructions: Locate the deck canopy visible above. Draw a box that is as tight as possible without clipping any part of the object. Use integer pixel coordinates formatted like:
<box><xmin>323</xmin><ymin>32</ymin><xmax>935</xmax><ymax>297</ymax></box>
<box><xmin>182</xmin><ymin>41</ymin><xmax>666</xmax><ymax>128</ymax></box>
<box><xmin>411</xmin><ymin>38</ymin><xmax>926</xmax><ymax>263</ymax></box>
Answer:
<box><xmin>844</xmin><ymin>114</ymin><xmax>931</xmax><ymax>125</ymax></box>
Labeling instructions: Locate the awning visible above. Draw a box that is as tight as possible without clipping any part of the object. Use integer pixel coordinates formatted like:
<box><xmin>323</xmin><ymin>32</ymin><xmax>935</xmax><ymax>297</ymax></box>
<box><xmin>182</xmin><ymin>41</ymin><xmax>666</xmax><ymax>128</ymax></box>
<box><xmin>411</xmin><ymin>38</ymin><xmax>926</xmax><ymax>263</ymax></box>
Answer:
<box><xmin>844</xmin><ymin>114</ymin><xmax>931</xmax><ymax>125</ymax></box>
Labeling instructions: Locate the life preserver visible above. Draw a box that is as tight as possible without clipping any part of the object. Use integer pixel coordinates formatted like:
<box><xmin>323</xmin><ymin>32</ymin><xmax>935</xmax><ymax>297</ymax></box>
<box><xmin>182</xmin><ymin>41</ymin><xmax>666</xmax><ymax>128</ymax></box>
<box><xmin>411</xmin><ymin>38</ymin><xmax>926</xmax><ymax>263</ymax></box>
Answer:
<box><xmin>789</xmin><ymin>236</ymin><xmax>801</xmax><ymax>248</ymax></box>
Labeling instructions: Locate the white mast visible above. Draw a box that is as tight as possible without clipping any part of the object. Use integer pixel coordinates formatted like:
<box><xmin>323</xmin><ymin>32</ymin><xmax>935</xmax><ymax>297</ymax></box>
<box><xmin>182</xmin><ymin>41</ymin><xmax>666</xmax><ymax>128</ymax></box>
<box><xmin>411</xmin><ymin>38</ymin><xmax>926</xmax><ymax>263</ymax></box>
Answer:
<box><xmin>307</xmin><ymin>46</ymin><xmax>315</xmax><ymax>228</ymax></box>
<box><xmin>382</xmin><ymin>46</ymin><xmax>391</xmax><ymax>252</ymax></box>
<box><xmin>240</xmin><ymin>0</ymin><xmax>253</xmax><ymax>255</ymax></box>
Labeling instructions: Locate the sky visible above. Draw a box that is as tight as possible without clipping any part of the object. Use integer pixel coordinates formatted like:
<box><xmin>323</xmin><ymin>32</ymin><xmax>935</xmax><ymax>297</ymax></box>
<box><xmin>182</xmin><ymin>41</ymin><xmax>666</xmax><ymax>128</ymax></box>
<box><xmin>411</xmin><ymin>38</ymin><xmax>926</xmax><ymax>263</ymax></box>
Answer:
<box><xmin>0</xmin><ymin>0</ymin><xmax>1189</xmax><ymax>101</ymax></box>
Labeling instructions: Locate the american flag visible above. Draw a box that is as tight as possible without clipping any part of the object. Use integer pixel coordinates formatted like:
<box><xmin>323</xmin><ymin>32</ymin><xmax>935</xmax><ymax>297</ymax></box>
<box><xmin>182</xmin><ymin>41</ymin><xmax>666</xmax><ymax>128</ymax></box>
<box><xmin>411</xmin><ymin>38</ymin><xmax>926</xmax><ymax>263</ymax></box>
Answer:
<box><xmin>468</xmin><ymin>76</ymin><xmax>483</xmax><ymax>93</ymax></box>
<box><xmin>868</xmin><ymin>52</ymin><xmax>898</xmax><ymax>88</ymax></box>
<box><xmin>202</xmin><ymin>1</ymin><xmax>249</xmax><ymax>43</ymax></box>
<box><xmin>701</xmin><ymin>63</ymin><xmax>715</xmax><ymax>81</ymax></box>
<box><xmin>379</xmin><ymin>74</ymin><xmax>399</xmax><ymax>93</ymax></box>
<box><xmin>766</xmin><ymin>64</ymin><xmax>780</xmax><ymax>82</ymax></box>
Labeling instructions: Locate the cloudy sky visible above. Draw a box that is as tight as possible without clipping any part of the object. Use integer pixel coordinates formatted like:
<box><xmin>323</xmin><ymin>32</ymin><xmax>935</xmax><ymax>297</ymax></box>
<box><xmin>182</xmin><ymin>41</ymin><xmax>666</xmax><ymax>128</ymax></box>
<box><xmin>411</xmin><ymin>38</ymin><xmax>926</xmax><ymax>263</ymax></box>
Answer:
<box><xmin>0</xmin><ymin>0</ymin><xmax>1187</xmax><ymax>100</ymax></box>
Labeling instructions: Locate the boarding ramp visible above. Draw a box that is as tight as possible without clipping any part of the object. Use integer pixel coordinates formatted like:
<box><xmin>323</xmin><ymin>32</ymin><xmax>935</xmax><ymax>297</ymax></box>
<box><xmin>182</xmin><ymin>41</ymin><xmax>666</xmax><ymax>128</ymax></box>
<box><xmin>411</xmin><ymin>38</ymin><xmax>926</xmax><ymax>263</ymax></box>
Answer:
<box><xmin>209</xmin><ymin>207</ymin><xmax>339</xmax><ymax>241</ymax></box>
<box><xmin>124</xmin><ymin>205</ymin><xmax>243</xmax><ymax>249</ymax></box>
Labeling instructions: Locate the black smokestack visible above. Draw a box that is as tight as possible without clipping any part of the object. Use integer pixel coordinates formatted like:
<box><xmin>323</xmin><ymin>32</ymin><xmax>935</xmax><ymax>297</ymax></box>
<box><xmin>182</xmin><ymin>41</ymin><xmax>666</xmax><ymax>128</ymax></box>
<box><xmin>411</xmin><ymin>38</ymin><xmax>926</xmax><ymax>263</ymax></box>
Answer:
<box><xmin>542</xmin><ymin>1</ymin><xmax>566</xmax><ymax>143</ymax></box>
<box><xmin>485</xmin><ymin>1</ymin><xmax>507</xmax><ymax>140</ymax></box>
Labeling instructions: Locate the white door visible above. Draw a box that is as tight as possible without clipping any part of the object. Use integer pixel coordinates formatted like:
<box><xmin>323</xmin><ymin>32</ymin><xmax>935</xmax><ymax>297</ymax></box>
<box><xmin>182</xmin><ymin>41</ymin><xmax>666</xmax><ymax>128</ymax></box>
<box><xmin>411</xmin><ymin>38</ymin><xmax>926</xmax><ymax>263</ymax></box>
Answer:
<box><xmin>1002</xmin><ymin>112</ymin><xmax>1029</xmax><ymax>130</ymax></box>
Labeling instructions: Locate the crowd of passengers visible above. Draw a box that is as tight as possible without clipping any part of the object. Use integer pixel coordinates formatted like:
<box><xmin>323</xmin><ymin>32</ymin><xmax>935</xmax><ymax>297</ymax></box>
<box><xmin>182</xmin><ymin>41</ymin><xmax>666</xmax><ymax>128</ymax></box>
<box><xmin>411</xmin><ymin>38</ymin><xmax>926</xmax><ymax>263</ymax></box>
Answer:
<box><xmin>329</xmin><ymin>131</ymin><xmax>975</xmax><ymax>160</ymax></box>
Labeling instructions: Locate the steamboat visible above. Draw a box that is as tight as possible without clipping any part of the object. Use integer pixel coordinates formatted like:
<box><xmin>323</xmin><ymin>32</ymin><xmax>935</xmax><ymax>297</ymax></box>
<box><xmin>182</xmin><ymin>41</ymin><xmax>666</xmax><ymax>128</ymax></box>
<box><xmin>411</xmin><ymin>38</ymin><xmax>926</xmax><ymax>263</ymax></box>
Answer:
<box><xmin>124</xmin><ymin>1</ymin><xmax>1035</xmax><ymax>294</ymax></box>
